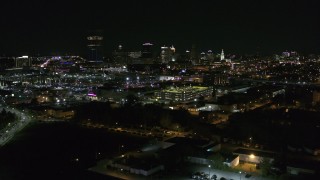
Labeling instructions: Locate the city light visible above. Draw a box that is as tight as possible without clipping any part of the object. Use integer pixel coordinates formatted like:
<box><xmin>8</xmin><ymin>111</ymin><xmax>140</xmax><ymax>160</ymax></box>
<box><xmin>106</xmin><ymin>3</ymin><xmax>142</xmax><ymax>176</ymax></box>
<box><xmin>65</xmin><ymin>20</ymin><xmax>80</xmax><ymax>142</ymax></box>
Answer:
<box><xmin>0</xmin><ymin>3</ymin><xmax>319</xmax><ymax>179</ymax></box>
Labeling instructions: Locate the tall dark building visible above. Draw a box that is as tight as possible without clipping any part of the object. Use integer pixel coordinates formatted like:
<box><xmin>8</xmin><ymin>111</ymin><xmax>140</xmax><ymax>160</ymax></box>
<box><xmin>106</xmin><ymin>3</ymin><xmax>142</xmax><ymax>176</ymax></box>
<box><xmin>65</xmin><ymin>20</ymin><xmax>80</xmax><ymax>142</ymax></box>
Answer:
<box><xmin>87</xmin><ymin>30</ymin><xmax>104</xmax><ymax>61</ymax></box>
<box><xmin>141</xmin><ymin>43</ymin><xmax>153</xmax><ymax>59</ymax></box>
<box><xmin>190</xmin><ymin>44</ymin><xmax>198</xmax><ymax>64</ymax></box>
<box><xmin>15</xmin><ymin>56</ymin><xmax>32</xmax><ymax>67</ymax></box>
<box><xmin>112</xmin><ymin>44</ymin><xmax>128</xmax><ymax>65</ymax></box>
<box><xmin>0</xmin><ymin>57</ymin><xmax>15</xmax><ymax>70</ymax></box>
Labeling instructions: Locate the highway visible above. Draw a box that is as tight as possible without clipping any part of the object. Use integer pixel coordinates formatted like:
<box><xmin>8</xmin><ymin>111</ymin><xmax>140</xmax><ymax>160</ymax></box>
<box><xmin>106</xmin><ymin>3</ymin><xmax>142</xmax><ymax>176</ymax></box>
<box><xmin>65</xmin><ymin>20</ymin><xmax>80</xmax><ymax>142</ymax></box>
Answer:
<box><xmin>0</xmin><ymin>104</ymin><xmax>33</xmax><ymax>146</ymax></box>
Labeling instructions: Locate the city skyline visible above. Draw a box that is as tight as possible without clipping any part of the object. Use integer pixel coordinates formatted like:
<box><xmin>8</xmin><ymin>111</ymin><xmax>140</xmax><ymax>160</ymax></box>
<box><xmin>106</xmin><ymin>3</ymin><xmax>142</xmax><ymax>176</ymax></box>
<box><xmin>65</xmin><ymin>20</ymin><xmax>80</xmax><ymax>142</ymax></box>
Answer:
<box><xmin>1</xmin><ymin>0</ymin><xmax>319</xmax><ymax>56</ymax></box>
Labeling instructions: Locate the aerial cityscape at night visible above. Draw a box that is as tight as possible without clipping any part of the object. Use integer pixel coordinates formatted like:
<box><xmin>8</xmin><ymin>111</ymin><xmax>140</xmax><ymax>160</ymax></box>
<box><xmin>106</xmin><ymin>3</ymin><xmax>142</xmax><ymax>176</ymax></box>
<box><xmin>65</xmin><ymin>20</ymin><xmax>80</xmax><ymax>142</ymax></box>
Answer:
<box><xmin>0</xmin><ymin>0</ymin><xmax>319</xmax><ymax>180</ymax></box>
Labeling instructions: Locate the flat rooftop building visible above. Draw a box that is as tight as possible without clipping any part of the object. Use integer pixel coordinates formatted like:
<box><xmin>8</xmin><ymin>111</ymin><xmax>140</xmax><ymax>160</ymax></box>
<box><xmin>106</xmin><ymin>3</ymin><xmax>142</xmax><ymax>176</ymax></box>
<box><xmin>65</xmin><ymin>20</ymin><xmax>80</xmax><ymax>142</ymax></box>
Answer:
<box><xmin>155</xmin><ymin>86</ymin><xmax>213</xmax><ymax>102</ymax></box>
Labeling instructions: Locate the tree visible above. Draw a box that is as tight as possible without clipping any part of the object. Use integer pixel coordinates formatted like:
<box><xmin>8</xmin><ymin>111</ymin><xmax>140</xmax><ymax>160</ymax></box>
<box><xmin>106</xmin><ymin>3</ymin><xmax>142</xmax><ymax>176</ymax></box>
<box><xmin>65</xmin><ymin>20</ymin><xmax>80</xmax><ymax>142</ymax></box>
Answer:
<box><xmin>259</xmin><ymin>159</ymin><xmax>272</xmax><ymax>176</ymax></box>
<box><xmin>125</xmin><ymin>93</ymin><xmax>139</xmax><ymax>107</ymax></box>
<box><xmin>30</xmin><ymin>98</ymin><xmax>39</xmax><ymax>105</ymax></box>
<box><xmin>211</xmin><ymin>153</ymin><xmax>227</xmax><ymax>170</ymax></box>
<box><xmin>160</xmin><ymin>112</ymin><xmax>172</xmax><ymax>129</ymax></box>
<box><xmin>1</xmin><ymin>108</ymin><xmax>6</xmax><ymax>116</ymax></box>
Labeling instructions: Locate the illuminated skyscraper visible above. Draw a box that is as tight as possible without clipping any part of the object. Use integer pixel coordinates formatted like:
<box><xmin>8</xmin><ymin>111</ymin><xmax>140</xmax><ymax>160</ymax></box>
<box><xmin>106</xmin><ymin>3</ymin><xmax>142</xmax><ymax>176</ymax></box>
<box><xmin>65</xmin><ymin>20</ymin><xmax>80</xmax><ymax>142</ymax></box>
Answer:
<box><xmin>161</xmin><ymin>46</ymin><xmax>169</xmax><ymax>63</ymax></box>
<box><xmin>200</xmin><ymin>52</ymin><xmax>206</xmax><ymax>64</ymax></box>
<box><xmin>220</xmin><ymin>49</ymin><xmax>225</xmax><ymax>61</ymax></box>
<box><xmin>87</xmin><ymin>30</ymin><xmax>103</xmax><ymax>61</ymax></box>
<box><xmin>118</xmin><ymin>44</ymin><xmax>123</xmax><ymax>51</ymax></box>
<box><xmin>113</xmin><ymin>44</ymin><xmax>128</xmax><ymax>65</ymax></box>
<box><xmin>161</xmin><ymin>45</ymin><xmax>176</xmax><ymax>63</ymax></box>
<box><xmin>15</xmin><ymin>55</ymin><xmax>32</xmax><ymax>67</ymax></box>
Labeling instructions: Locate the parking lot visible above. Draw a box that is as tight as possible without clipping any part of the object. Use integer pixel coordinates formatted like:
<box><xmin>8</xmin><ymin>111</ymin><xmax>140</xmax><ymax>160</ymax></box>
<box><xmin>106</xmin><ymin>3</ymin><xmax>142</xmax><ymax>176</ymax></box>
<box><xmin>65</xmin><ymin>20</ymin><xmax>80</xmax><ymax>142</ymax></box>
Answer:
<box><xmin>90</xmin><ymin>160</ymin><xmax>273</xmax><ymax>180</ymax></box>
<box><xmin>186</xmin><ymin>164</ymin><xmax>271</xmax><ymax>180</ymax></box>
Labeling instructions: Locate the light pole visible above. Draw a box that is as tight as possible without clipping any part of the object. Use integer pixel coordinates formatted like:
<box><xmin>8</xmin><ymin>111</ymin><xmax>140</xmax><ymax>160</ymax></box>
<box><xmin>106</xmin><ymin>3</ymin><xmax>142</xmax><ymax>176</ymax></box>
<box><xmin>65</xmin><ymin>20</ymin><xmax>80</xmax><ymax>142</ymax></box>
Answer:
<box><xmin>119</xmin><ymin>144</ymin><xmax>124</xmax><ymax>155</ymax></box>
<box><xmin>208</xmin><ymin>165</ymin><xmax>211</xmax><ymax>179</ymax></box>
<box><xmin>239</xmin><ymin>171</ymin><xmax>242</xmax><ymax>180</ymax></box>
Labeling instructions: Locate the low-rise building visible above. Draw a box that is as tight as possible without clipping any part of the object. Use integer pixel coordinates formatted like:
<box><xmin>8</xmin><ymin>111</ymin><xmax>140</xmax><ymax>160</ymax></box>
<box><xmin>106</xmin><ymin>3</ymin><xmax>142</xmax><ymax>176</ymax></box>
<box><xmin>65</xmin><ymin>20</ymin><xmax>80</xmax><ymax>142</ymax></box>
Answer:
<box><xmin>155</xmin><ymin>86</ymin><xmax>213</xmax><ymax>102</ymax></box>
<box><xmin>233</xmin><ymin>148</ymin><xmax>276</xmax><ymax>164</ymax></box>
<box><xmin>223</xmin><ymin>154</ymin><xmax>240</xmax><ymax>168</ymax></box>
<box><xmin>286</xmin><ymin>160</ymin><xmax>318</xmax><ymax>175</ymax></box>
<box><xmin>47</xmin><ymin>108</ymin><xmax>75</xmax><ymax>119</ymax></box>
<box><xmin>108</xmin><ymin>153</ymin><xmax>164</xmax><ymax>176</ymax></box>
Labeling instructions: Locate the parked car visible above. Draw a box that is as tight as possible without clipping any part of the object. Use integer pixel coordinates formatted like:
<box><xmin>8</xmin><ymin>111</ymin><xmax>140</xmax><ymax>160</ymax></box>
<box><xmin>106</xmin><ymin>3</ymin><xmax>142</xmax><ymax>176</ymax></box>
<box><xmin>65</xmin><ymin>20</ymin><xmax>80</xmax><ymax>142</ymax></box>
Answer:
<box><xmin>191</xmin><ymin>172</ymin><xmax>202</xmax><ymax>179</ymax></box>
<box><xmin>211</xmin><ymin>174</ymin><xmax>217</xmax><ymax>179</ymax></box>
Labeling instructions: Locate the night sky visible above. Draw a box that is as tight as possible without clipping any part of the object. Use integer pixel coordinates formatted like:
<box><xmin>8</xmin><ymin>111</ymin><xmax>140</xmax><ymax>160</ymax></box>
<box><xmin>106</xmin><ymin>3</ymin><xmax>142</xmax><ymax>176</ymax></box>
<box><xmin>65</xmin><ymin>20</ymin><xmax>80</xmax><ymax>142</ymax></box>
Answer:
<box><xmin>1</xmin><ymin>0</ymin><xmax>319</xmax><ymax>56</ymax></box>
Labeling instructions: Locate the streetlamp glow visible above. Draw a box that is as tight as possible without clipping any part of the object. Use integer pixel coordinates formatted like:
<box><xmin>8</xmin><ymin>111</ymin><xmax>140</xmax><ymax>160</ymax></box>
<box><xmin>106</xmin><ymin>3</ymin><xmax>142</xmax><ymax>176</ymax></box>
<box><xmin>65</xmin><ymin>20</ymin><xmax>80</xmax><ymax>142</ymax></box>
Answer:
<box><xmin>250</xmin><ymin>154</ymin><xmax>255</xmax><ymax>159</ymax></box>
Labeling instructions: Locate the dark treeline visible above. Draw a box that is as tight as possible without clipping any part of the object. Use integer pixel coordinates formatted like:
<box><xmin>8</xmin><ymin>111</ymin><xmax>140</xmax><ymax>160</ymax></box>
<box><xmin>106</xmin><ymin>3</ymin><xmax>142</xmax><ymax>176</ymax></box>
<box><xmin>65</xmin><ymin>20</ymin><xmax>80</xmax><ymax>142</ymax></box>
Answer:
<box><xmin>0</xmin><ymin>109</ymin><xmax>17</xmax><ymax>129</ymax></box>
<box><xmin>73</xmin><ymin>101</ymin><xmax>196</xmax><ymax>132</ymax></box>
<box><xmin>227</xmin><ymin>108</ymin><xmax>320</xmax><ymax>149</ymax></box>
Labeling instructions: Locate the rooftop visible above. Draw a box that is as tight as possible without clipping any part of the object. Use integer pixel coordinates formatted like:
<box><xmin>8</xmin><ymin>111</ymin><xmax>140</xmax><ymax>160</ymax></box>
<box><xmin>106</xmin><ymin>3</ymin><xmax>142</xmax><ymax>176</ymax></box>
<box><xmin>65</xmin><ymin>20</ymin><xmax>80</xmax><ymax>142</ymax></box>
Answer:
<box><xmin>161</xmin><ymin>86</ymin><xmax>210</xmax><ymax>93</ymax></box>
<box><xmin>233</xmin><ymin>148</ymin><xmax>277</xmax><ymax>158</ymax></box>
<box><xmin>165</xmin><ymin>137</ymin><xmax>212</xmax><ymax>147</ymax></box>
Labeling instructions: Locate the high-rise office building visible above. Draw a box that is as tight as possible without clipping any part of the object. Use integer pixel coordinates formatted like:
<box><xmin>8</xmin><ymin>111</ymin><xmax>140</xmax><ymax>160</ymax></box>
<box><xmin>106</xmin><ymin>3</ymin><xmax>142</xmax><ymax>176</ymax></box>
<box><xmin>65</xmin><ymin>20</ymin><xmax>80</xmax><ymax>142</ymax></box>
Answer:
<box><xmin>141</xmin><ymin>43</ymin><xmax>153</xmax><ymax>59</ymax></box>
<box><xmin>170</xmin><ymin>46</ymin><xmax>176</xmax><ymax>62</ymax></box>
<box><xmin>160</xmin><ymin>45</ymin><xmax>176</xmax><ymax>63</ymax></box>
<box><xmin>15</xmin><ymin>56</ymin><xmax>32</xmax><ymax>67</ymax></box>
<box><xmin>113</xmin><ymin>44</ymin><xmax>128</xmax><ymax>65</ymax></box>
<box><xmin>190</xmin><ymin>44</ymin><xmax>198</xmax><ymax>64</ymax></box>
<box><xmin>200</xmin><ymin>52</ymin><xmax>206</xmax><ymax>64</ymax></box>
<box><xmin>220</xmin><ymin>49</ymin><xmax>225</xmax><ymax>61</ymax></box>
<box><xmin>161</xmin><ymin>46</ymin><xmax>169</xmax><ymax>63</ymax></box>
<box><xmin>207</xmin><ymin>50</ymin><xmax>215</xmax><ymax>64</ymax></box>
<box><xmin>0</xmin><ymin>57</ymin><xmax>15</xmax><ymax>70</ymax></box>
<box><xmin>87</xmin><ymin>30</ymin><xmax>104</xmax><ymax>61</ymax></box>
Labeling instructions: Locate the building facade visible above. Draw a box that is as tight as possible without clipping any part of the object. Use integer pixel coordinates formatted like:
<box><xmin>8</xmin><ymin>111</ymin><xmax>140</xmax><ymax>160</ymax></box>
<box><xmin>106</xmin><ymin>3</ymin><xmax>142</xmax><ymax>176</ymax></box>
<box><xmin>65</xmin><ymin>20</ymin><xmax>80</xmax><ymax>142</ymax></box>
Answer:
<box><xmin>155</xmin><ymin>86</ymin><xmax>213</xmax><ymax>102</ymax></box>
<box><xmin>87</xmin><ymin>30</ymin><xmax>104</xmax><ymax>61</ymax></box>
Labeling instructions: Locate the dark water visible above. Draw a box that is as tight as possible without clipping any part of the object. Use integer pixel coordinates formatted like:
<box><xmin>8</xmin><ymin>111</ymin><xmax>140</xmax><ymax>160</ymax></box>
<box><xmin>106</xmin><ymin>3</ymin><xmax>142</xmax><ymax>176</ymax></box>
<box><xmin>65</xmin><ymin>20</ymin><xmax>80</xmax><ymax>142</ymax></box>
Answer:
<box><xmin>0</xmin><ymin>122</ymin><xmax>151</xmax><ymax>180</ymax></box>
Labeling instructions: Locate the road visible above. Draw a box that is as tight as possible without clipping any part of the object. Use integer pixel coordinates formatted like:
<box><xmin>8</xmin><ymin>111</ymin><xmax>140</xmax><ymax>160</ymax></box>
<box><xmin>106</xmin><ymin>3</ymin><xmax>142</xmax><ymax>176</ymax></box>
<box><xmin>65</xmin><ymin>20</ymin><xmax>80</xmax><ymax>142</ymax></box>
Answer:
<box><xmin>0</xmin><ymin>104</ymin><xmax>33</xmax><ymax>146</ymax></box>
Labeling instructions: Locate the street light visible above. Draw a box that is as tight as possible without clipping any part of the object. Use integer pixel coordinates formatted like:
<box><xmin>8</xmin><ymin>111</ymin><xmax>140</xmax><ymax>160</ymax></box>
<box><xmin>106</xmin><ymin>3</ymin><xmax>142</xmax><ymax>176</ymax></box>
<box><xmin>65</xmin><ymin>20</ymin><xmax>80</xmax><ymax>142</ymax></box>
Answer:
<box><xmin>208</xmin><ymin>165</ymin><xmax>211</xmax><ymax>179</ymax></box>
<box><xmin>239</xmin><ymin>171</ymin><xmax>242</xmax><ymax>180</ymax></box>
<box><xmin>119</xmin><ymin>144</ymin><xmax>124</xmax><ymax>154</ymax></box>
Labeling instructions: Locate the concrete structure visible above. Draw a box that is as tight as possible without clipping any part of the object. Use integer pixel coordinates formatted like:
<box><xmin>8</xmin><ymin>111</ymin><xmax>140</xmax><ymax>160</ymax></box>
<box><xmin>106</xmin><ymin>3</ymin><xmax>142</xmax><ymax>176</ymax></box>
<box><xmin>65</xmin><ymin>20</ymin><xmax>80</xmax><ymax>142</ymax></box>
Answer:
<box><xmin>87</xmin><ymin>30</ymin><xmax>103</xmax><ymax>61</ymax></box>
<box><xmin>160</xmin><ymin>46</ymin><xmax>175</xmax><ymax>64</ymax></box>
<box><xmin>86</xmin><ymin>92</ymin><xmax>99</xmax><ymax>101</ymax></box>
<box><xmin>47</xmin><ymin>108</ymin><xmax>75</xmax><ymax>119</ymax></box>
<box><xmin>15</xmin><ymin>56</ymin><xmax>32</xmax><ymax>67</ymax></box>
<box><xmin>220</xmin><ymin>49</ymin><xmax>225</xmax><ymax>61</ymax></box>
<box><xmin>186</xmin><ymin>156</ymin><xmax>213</xmax><ymax>165</ymax></box>
<box><xmin>186</xmin><ymin>154</ymin><xmax>239</xmax><ymax>168</ymax></box>
<box><xmin>233</xmin><ymin>148</ymin><xmax>275</xmax><ymax>164</ymax></box>
<box><xmin>223</xmin><ymin>155</ymin><xmax>240</xmax><ymax>168</ymax></box>
<box><xmin>108</xmin><ymin>154</ymin><xmax>164</xmax><ymax>176</ymax></box>
<box><xmin>109</xmin><ymin>162</ymin><xmax>164</xmax><ymax>176</ymax></box>
<box><xmin>141</xmin><ymin>43</ymin><xmax>153</xmax><ymax>59</ymax></box>
<box><xmin>287</xmin><ymin>165</ymin><xmax>316</xmax><ymax>175</ymax></box>
<box><xmin>312</xmin><ymin>90</ymin><xmax>320</xmax><ymax>105</ymax></box>
<box><xmin>303</xmin><ymin>145</ymin><xmax>320</xmax><ymax>156</ymax></box>
<box><xmin>155</xmin><ymin>86</ymin><xmax>213</xmax><ymax>102</ymax></box>
<box><xmin>198</xmin><ymin>103</ymin><xmax>239</xmax><ymax>113</ymax></box>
